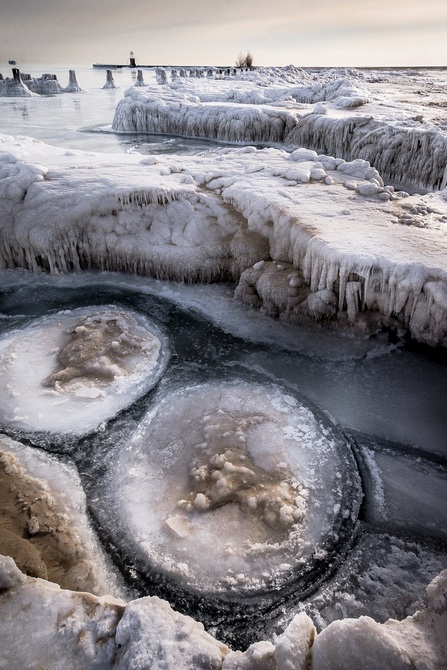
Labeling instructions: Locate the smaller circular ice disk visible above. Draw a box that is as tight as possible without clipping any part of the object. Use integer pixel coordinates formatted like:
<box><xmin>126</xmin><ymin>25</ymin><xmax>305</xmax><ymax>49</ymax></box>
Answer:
<box><xmin>0</xmin><ymin>307</ymin><xmax>169</xmax><ymax>435</ymax></box>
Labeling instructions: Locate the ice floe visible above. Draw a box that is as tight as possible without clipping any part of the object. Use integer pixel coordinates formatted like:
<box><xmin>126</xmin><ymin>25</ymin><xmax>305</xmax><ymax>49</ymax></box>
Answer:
<box><xmin>106</xmin><ymin>381</ymin><xmax>360</xmax><ymax>594</ymax></box>
<box><xmin>0</xmin><ymin>306</ymin><xmax>168</xmax><ymax>435</ymax></box>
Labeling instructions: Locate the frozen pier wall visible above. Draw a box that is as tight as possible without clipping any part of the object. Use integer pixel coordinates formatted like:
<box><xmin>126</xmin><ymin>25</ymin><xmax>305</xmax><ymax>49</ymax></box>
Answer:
<box><xmin>285</xmin><ymin>114</ymin><xmax>447</xmax><ymax>192</ymax></box>
<box><xmin>112</xmin><ymin>88</ymin><xmax>299</xmax><ymax>144</ymax></box>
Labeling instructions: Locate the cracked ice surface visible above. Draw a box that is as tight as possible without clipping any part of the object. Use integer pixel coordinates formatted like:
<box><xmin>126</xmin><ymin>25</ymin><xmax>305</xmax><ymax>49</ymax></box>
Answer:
<box><xmin>0</xmin><ymin>306</ymin><xmax>169</xmax><ymax>435</ymax></box>
<box><xmin>108</xmin><ymin>381</ymin><xmax>360</xmax><ymax>593</ymax></box>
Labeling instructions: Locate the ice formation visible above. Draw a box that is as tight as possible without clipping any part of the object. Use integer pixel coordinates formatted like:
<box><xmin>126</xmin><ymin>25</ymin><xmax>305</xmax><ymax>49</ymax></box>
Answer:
<box><xmin>285</xmin><ymin>114</ymin><xmax>447</xmax><ymax>191</ymax></box>
<box><xmin>0</xmin><ymin>68</ymin><xmax>36</xmax><ymax>97</ymax></box>
<box><xmin>103</xmin><ymin>69</ymin><xmax>118</xmax><ymax>89</ymax></box>
<box><xmin>0</xmin><ymin>69</ymin><xmax>83</xmax><ymax>96</ymax></box>
<box><xmin>173</xmin><ymin>77</ymin><xmax>369</xmax><ymax>109</ymax></box>
<box><xmin>0</xmin><ymin>136</ymin><xmax>268</xmax><ymax>283</ymax></box>
<box><xmin>0</xmin><ymin>306</ymin><xmax>169</xmax><ymax>435</ymax></box>
<box><xmin>112</xmin><ymin>87</ymin><xmax>300</xmax><ymax>143</ymax></box>
<box><xmin>0</xmin><ymin>552</ymin><xmax>446</xmax><ymax>669</ymax></box>
<box><xmin>1</xmin><ymin>134</ymin><xmax>446</xmax><ymax>346</ymax></box>
<box><xmin>64</xmin><ymin>69</ymin><xmax>83</xmax><ymax>93</ymax></box>
<box><xmin>107</xmin><ymin>381</ymin><xmax>359</xmax><ymax>593</ymax></box>
<box><xmin>134</xmin><ymin>69</ymin><xmax>146</xmax><ymax>87</ymax></box>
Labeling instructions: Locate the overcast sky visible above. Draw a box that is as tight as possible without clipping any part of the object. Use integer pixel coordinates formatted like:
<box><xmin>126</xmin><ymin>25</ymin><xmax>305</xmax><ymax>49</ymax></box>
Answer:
<box><xmin>1</xmin><ymin>0</ymin><xmax>447</xmax><ymax>67</ymax></box>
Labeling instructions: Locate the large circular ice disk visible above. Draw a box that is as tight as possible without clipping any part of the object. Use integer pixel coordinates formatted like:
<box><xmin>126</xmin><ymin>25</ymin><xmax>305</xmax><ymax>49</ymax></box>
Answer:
<box><xmin>0</xmin><ymin>306</ymin><xmax>169</xmax><ymax>435</ymax></box>
<box><xmin>109</xmin><ymin>381</ymin><xmax>359</xmax><ymax>594</ymax></box>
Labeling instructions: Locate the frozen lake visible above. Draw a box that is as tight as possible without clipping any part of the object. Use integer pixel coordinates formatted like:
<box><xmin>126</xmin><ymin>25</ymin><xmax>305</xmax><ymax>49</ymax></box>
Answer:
<box><xmin>0</xmin><ymin>63</ymin><xmax>446</xmax><ymax>649</ymax></box>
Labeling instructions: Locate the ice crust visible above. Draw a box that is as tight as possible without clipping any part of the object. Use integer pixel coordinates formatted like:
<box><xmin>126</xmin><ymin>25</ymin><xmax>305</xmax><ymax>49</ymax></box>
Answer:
<box><xmin>109</xmin><ymin>381</ymin><xmax>357</xmax><ymax>593</ymax></box>
<box><xmin>113</xmin><ymin>87</ymin><xmax>300</xmax><ymax>143</ymax></box>
<box><xmin>285</xmin><ymin>114</ymin><xmax>447</xmax><ymax>191</ymax></box>
<box><xmin>0</xmin><ymin>306</ymin><xmax>168</xmax><ymax>435</ymax></box>
<box><xmin>111</xmin><ymin>78</ymin><xmax>368</xmax><ymax>143</ymax></box>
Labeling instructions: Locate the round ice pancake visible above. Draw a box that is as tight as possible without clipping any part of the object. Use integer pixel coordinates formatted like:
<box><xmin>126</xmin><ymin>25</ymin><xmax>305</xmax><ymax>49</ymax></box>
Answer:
<box><xmin>110</xmin><ymin>381</ymin><xmax>360</xmax><ymax>594</ymax></box>
<box><xmin>0</xmin><ymin>307</ymin><xmax>169</xmax><ymax>436</ymax></box>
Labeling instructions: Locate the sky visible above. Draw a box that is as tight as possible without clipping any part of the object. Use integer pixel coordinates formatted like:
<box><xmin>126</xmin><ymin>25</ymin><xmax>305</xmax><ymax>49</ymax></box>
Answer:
<box><xmin>1</xmin><ymin>0</ymin><xmax>447</xmax><ymax>68</ymax></box>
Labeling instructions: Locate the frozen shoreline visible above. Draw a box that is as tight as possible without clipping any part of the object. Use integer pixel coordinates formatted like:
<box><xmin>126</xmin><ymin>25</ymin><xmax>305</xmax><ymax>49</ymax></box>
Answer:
<box><xmin>1</xmin><ymin>133</ymin><xmax>446</xmax><ymax>347</ymax></box>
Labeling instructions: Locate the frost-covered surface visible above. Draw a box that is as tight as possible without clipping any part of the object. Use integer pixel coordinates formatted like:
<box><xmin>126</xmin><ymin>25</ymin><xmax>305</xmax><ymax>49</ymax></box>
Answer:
<box><xmin>0</xmin><ymin>434</ymin><xmax>124</xmax><ymax>597</ymax></box>
<box><xmin>0</xmin><ymin>554</ymin><xmax>446</xmax><ymax>669</ymax></box>
<box><xmin>107</xmin><ymin>381</ymin><xmax>359</xmax><ymax>593</ymax></box>
<box><xmin>1</xmin><ymin>134</ymin><xmax>446</xmax><ymax>346</ymax></box>
<box><xmin>0</xmin><ymin>306</ymin><xmax>169</xmax><ymax>435</ymax></box>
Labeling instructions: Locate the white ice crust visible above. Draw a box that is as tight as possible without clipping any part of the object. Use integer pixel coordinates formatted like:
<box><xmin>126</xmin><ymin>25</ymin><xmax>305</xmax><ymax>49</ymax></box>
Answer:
<box><xmin>110</xmin><ymin>381</ymin><xmax>352</xmax><ymax>592</ymax></box>
<box><xmin>0</xmin><ymin>306</ymin><xmax>169</xmax><ymax>435</ymax></box>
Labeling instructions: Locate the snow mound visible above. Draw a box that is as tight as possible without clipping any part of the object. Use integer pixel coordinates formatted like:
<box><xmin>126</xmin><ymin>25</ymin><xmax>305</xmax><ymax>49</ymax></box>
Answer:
<box><xmin>0</xmin><ymin>306</ymin><xmax>169</xmax><ymax>435</ymax></box>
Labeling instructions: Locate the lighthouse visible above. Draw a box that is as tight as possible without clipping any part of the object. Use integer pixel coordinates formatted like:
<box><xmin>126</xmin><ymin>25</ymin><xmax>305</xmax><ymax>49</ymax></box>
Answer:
<box><xmin>129</xmin><ymin>51</ymin><xmax>136</xmax><ymax>68</ymax></box>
